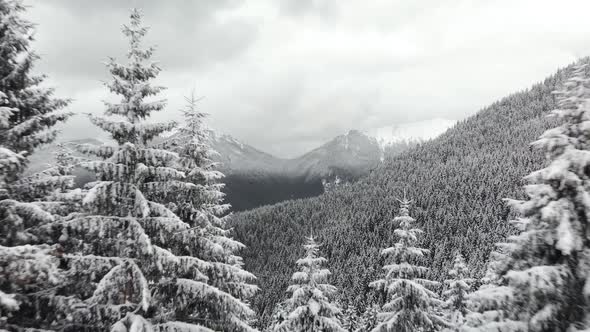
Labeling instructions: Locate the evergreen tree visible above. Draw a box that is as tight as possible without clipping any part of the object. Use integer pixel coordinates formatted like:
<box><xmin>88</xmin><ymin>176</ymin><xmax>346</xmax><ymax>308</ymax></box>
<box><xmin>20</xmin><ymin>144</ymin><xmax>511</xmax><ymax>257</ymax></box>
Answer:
<box><xmin>369</xmin><ymin>198</ymin><xmax>445</xmax><ymax>332</ymax></box>
<box><xmin>340</xmin><ymin>303</ymin><xmax>361</xmax><ymax>332</ymax></box>
<box><xmin>0</xmin><ymin>0</ymin><xmax>70</xmax><ymax>329</ymax></box>
<box><xmin>442</xmin><ymin>252</ymin><xmax>473</xmax><ymax>331</ymax></box>
<box><xmin>52</xmin><ymin>9</ymin><xmax>243</xmax><ymax>331</ymax></box>
<box><xmin>0</xmin><ymin>0</ymin><xmax>70</xmax><ymax>168</ymax></box>
<box><xmin>356</xmin><ymin>304</ymin><xmax>381</xmax><ymax>332</ymax></box>
<box><xmin>265</xmin><ymin>301</ymin><xmax>289</xmax><ymax>332</ymax></box>
<box><xmin>156</xmin><ymin>94</ymin><xmax>258</xmax><ymax>331</ymax></box>
<box><xmin>0</xmin><ymin>0</ymin><xmax>71</xmax><ymax>244</ymax></box>
<box><xmin>274</xmin><ymin>236</ymin><xmax>344</xmax><ymax>332</ymax></box>
<box><xmin>462</xmin><ymin>231</ymin><xmax>531</xmax><ymax>331</ymax></box>
<box><xmin>464</xmin><ymin>61</ymin><xmax>590</xmax><ymax>332</ymax></box>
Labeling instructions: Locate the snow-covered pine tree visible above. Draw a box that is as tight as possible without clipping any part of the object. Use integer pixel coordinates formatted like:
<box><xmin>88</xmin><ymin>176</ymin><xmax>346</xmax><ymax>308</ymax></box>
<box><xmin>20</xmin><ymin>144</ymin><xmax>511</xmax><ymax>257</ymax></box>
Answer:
<box><xmin>0</xmin><ymin>0</ymin><xmax>71</xmax><ymax>244</ymax></box>
<box><xmin>0</xmin><ymin>0</ymin><xmax>70</xmax><ymax>169</ymax></box>
<box><xmin>369</xmin><ymin>197</ymin><xmax>446</xmax><ymax>332</ymax></box>
<box><xmin>265</xmin><ymin>301</ymin><xmax>289</xmax><ymax>332</ymax></box>
<box><xmin>356</xmin><ymin>304</ymin><xmax>381</xmax><ymax>332</ymax></box>
<box><xmin>0</xmin><ymin>0</ymin><xmax>71</xmax><ymax>329</ymax></box>
<box><xmin>340</xmin><ymin>303</ymin><xmax>361</xmax><ymax>332</ymax></box>
<box><xmin>274</xmin><ymin>235</ymin><xmax>344</xmax><ymax>332</ymax></box>
<box><xmin>54</xmin><ymin>9</ymin><xmax>234</xmax><ymax>331</ymax></box>
<box><xmin>463</xmin><ymin>61</ymin><xmax>590</xmax><ymax>332</ymax></box>
<box><xmin>462</xmin><ymin>247</ymin><xmax>523</xmax><ymax>331</ymax></box>
<box><xmin>0</xmin><ymin>89</ymin><xmax>66</xmax><ymax>330</ymax></box>
<box><xmin>442</xmin><ymin>252</ymin><xmax>473</xmax><ymax>331</ymax></box>
<box><xmin>154</xmin><ymin>94</ymin><xmax>258</xmax><ymax>331</ymax></box>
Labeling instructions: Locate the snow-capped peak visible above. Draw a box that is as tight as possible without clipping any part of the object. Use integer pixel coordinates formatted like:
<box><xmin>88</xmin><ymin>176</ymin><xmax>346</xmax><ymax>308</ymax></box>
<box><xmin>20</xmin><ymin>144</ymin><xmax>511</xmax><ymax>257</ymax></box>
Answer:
<box><xmin>366</xmin><ymin>118</ymin><xmax>456</xmax><ymax>147</ymax></box>
<box><xmin>210</xmin><ymin>131</ymin><xmax>245</xmax><ymax>150</ymax></box>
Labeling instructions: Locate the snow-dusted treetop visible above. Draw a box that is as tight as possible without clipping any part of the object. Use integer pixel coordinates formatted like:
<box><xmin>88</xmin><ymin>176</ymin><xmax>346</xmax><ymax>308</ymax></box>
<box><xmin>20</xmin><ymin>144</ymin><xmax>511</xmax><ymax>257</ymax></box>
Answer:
<box><xmin>370</xmin><ymin>197</ymin><xmax>446</xmax><ymax>332</ymax></box>
<box><xmin>275</xmin><ymin>235</ymin><xmax>344</xmax><ymax>332</ymax></box>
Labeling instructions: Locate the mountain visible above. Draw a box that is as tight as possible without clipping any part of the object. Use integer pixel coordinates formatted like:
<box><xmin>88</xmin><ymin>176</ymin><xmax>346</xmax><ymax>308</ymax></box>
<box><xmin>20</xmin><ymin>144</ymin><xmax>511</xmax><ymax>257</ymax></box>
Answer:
<box><xmin>209</xmin><ymin>132</ymin><xmax>284</xmax><ymax>174</ymax></box>
<box><xmin>290</xmin><ymin>130</ymin><xmax>383</xmax><ymax>181</ymax></box>
<box><xmin>230</xmin><ymin>60</ymin><xmax>574</xmax><ymax>326</ymax></box>
<box><xmin>25</xmin><ymin>121</ymin><xmax>452</xmax><ymax>211</ymax></box>
<box><xmin>213</xmin><ymin>129</ymin><xmax>397</xmax><ymax>210</ymax></box>
<box><xmin>211</xmin><ymin>129</ymin><xmax>427</xmax><ymax>210</ymax></box>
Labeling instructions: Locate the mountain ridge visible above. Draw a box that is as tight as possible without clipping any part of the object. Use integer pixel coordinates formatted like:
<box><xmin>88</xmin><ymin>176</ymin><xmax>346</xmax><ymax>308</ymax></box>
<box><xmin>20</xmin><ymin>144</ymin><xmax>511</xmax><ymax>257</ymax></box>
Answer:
<box><xmin>26</xmin><ymin>120</ymin><xmax>454</xmax><ymax>211</ymax></box>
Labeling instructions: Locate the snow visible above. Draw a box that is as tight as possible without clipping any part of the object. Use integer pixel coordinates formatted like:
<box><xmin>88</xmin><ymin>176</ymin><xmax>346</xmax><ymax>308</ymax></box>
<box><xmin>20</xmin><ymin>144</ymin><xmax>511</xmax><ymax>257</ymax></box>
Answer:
<box><xmin>0</xmin><ymin>290</ymin><xmax>19</xmax><ymax>312</ymax></box>
<box><xmin>366</xmin><ymin>118</ymin><xmax>456</xmax><ymax>147</ymax></box>
<box><xmin>276</xmin><ymin>236</ymin><xmax>344</xmax><ymax>331</ymax></box>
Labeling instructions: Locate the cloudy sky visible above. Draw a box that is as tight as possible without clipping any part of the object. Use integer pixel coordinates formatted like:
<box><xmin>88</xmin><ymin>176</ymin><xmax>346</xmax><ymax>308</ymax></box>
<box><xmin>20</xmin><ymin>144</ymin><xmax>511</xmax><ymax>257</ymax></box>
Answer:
<box><xmin>26</xmin><ymin>0</ymin><xmax>590</xmax><ymax>158</ymax></box>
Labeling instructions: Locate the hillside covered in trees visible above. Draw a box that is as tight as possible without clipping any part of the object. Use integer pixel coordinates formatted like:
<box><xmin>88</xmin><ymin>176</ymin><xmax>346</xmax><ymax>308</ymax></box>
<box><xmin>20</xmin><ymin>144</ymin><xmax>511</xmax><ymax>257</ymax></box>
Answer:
<box><xmin>231</xmin><ymin>60</ymin><xmax>572</xmax><ymax>325</ymax></box>
<box><xmin>4</xmin><ymin>1</ymin><xmax>590</xmax><ymax>331</ymax></box>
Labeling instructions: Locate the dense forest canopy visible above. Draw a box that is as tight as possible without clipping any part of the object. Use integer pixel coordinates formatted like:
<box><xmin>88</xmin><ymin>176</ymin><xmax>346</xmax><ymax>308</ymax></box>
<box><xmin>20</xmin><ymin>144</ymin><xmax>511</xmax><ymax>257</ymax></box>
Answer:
<box><xmin>231</xmin><ymin>61</ymin><xmax>574</xmax><ymax>326</ymax></box>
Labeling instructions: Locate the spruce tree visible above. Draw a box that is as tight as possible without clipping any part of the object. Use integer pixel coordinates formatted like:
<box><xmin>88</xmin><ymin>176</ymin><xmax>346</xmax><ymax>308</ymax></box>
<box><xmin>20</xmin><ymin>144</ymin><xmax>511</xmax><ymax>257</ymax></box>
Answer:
<box><xmin>156</xmin><ymin>94</ymin><xmax>258</xmax><ymax>331</ymax></box>
<box><xmin>265</xmin><ymin>301</ymin><xmax>288</xmax><ymax>332</ymax></box>
<box><xmin>0</xmin><ymin>0</ymin><xmax>71</xmax><ymax>244</ymax></box>
<box><xmin>52</xmin><ymin>9</ymin><xmax>245</xmax><ymax>331</ymax></box>
<box><xmin>340</xmin><ymin>304</ymin><xmax>361</xmax><ymax>332</ymax></box>
<box><xmin>462</xmin><ymin>250</ymin><xmax>524</xmax><ymax>331</ymax></box>
<box><xmin>442</xmin><ymin>252</ymin><xmax>473</xmax><ymax>331</ymax></box>
<box><xmin>0</xmin><ymin>0</ymin><xmax>70</xmax><ymax>329</ymax></box>
<box><xmin>369</xmin><ymin>198</ymin><xmax>445</xmax><ymax>332</ymax></box>
<box><xmin>464</xmin><ymin>61</ymin><xmax>590</xmax><ymax>331</ymax></box>
<box><xmin>356</xmin><ymin>304</ymin><xmax>381</xmax><ymax>332</ymax></box>
<box><xmin>274</xmin><ymin>236</ymin><xmax>344</xmax><ymax>332</ymax></box>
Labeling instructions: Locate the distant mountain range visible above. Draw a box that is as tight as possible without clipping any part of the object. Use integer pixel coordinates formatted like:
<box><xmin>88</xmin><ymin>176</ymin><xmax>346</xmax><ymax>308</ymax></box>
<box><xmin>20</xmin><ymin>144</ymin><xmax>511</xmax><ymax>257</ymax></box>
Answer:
<box><xmin>26</xmin><ymin>119</ymin><xmax>455</xmax><ymax>211</ymax></box>
<box><xmin>213</xmin><ymin>118</ymin><xmax>457</xmax><ymax>178</ymax></box>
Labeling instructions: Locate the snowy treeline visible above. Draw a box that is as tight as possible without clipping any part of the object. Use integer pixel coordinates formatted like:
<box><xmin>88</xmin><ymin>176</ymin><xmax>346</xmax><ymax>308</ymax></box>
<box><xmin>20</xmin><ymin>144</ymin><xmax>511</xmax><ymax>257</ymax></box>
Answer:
<box><xmin>2</xmin><ymin>1</ymin><xmax>590</xmax><ymax>331</ymax></box>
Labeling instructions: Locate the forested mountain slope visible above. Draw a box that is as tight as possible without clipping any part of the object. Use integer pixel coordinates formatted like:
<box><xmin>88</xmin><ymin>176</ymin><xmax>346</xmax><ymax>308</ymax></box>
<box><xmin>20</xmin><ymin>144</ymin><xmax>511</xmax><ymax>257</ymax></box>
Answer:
<box><xmin>231</xmin><ymin>60</ymin><xmax>576</xmax><ymax>325</ymax></box>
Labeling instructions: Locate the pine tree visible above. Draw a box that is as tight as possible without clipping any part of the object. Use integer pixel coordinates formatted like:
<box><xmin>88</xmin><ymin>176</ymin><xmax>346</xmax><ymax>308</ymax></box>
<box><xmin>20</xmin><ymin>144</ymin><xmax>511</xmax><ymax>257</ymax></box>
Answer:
<box><xmin>155</xmin><ymin>94</ymin><xmax>258</xmax><ymax>331</ymax></box>
<box><xmin>369</xmin><ymin>197</ymin><xmax>446</xmax><ymax>332</ymax></box>
<box><xmin>52</xmin><ymin>9</ymin><xmax>240</xmax><ymax>330</ymax></box>
<box><xmin>265</xmin><ymin>301</ymin><xmax>289</xmax><ymax>332</ymax></box>
<box><xmin>462</xmin><ymin>231</ymin><xmax>531</xmax><ymax>331</ymax></box>
<box><xmin>340</xmin><ymin>303</ymin><xmax>361</xmax><ymax>332</ymax></box>
<box><xmin>0</xmin><ymin>0</ymin><xmax>70</xmax><ymax>167</ymax></box>
<box><xmin>356</xmin><ymin>304</ymin><xmax>381</xmax><ymax>332</ymax></box>
<box><xmin>0</xmin><ymin>0</ymin><xmax>71</xmax><ymax>244</ymax></box>
<box><xmin>274</xmin><ymin>236</ymin><xmax>344</xmax><ymax>332</ymax></box>
<box><xmin>442</xmin><ymin>252</ymin><xmax>473</xmax><ymax>331</ymax></box>
<box><xmin>464</xmin><ymin>61</ymin><xmax>590</xmax><ymax>332</ymax></box>
<box><xmin>0</xmin><ymin>0</ymin><xmax>70</xmax><ymax>329</ymax></box>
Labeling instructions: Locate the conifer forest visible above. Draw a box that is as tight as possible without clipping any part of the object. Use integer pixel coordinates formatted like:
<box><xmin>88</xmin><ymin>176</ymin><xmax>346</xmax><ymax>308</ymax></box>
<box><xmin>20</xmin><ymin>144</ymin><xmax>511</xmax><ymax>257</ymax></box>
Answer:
<box><xmin>2</xmin><ymin>1</ymin><xmax>590</xmax><ymax>331</ymax></box>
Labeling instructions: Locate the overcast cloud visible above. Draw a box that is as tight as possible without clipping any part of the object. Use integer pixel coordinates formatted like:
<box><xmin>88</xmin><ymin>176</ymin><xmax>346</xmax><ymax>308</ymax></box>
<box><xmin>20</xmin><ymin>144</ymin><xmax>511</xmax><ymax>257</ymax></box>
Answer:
<box><xmin>26</xmin><ymin>0</ymin><xmax>590</xmax><ymax>157</ymax></box>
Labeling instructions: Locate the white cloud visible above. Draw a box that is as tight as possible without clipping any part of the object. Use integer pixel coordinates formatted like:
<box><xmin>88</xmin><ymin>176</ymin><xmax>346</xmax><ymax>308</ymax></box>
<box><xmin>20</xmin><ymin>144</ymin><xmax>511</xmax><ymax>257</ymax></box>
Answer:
<box><xmin>25</xmin><ymin>0</ymin><xmax>590</xmax><ymax>157</ymax></box>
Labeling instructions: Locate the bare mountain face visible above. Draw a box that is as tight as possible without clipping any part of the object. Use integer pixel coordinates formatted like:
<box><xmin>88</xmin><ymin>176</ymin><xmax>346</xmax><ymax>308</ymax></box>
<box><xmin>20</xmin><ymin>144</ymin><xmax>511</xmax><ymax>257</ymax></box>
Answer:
<box><xmin>26</xmin><ymin>121</ymin><xmax>452</xmax><ymax>211</ymax></box>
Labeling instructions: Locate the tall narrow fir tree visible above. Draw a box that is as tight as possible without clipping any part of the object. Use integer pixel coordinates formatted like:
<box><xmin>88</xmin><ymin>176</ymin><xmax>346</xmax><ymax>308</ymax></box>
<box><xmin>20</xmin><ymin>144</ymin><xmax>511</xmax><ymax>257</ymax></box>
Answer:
<box><xmin>0</xmin><ymin>0</ymin><xmax>70</xmax><ymax>329</ymax></box>
<box><xmin>442</xmin><ymin>252</ymin><xmax>473</xmax><ymax>332</ymax></box>
<box><xmin>54</xmin><ymin>9</ymin><xmax>244</xmax><ymax>331</ymax></box>
<box><xmin>370</xmin><ymin>198</ymin><xmax>445</xmax><ymax>332</ymax></box>
<box><xmin>156</xmin><ymin>94</ymin><xmax>258</xmax><ymax>331</ymax></box>
<box><xmin>274</xmin><ymin>235</ymin><xmax>344</xmax><ymax>332</ymax></box>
